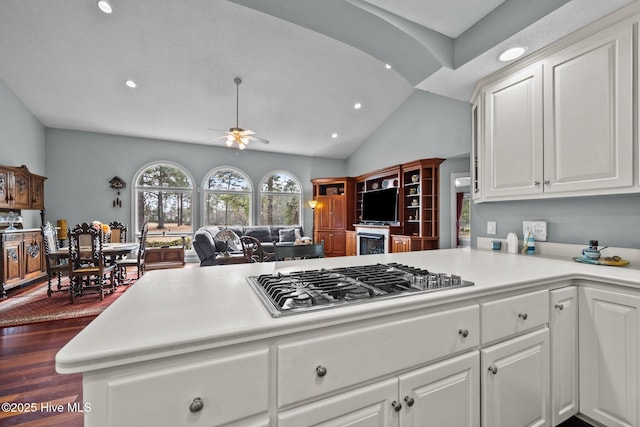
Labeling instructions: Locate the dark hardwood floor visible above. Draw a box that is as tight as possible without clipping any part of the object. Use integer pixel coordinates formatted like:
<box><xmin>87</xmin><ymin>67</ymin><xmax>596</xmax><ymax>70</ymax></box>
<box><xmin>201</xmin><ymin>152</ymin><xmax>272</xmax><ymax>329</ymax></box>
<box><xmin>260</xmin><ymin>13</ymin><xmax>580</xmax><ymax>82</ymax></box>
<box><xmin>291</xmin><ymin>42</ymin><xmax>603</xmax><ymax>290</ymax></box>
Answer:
<box><xmin>0</xmin><ymin>316</ymin><xmax>93</xmax><ymax>427</ymax></box>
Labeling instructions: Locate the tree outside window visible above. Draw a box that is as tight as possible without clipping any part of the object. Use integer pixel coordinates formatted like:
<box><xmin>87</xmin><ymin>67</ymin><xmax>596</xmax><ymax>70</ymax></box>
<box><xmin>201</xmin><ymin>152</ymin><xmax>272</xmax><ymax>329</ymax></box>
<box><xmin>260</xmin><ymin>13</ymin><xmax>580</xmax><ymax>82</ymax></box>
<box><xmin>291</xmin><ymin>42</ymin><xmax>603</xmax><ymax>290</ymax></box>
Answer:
<box><xmin>260</xmin><ymin>171</ymin><xmax>301</xmax><ymax>225</ymax></box>
<box><xmin>203</xmin><ymin>168</ymin><xmax>252</xmax><ymax>226</ymax></box>
<box><xmin>135</xmin><ymin>163</ymin><xmax>194</xmax><ymax>235</ymax></box>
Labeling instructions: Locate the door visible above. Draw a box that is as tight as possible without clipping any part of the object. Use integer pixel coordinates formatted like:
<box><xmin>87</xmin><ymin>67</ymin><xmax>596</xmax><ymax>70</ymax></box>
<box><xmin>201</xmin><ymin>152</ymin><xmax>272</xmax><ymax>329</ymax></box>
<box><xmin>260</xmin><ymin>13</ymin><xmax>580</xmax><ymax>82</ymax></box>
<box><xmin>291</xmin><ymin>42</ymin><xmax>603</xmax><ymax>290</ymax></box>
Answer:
<box><xmin>550</xmin><ymin>286</ymin><xmax>579</xmax><ymax>425</ymax></box>
<box><xmin>579</xmin><ymin>286</ymin><xmax>640</xmax><ymax>427</ymax></box>
<box><xmin>399</xmin><ymin>351</ymin><xmax>479</xmax><ymax>427</ymax></box>
<box><xmin>483</xmin><ymin>63</ymin><xmax>543</xmax><ymax>199</ymax></box>
<box><xmin>11</xmin><ymin>168</ymin><xmax>31</xmax><ymax>209</ymax></box>
<box><xmin>543</xmin><ymin>22</ymin><xmax>632</xmax><ymax>193</ymax></box>
<box><xmin>278</xmin><ymin>378</ymin><xmax>397</xmax><ymax>427</ymax></box>
<box><xmin>482</xmin><ymin>328</ymin><xmax>550</xmax><ymax>427</ymax></box>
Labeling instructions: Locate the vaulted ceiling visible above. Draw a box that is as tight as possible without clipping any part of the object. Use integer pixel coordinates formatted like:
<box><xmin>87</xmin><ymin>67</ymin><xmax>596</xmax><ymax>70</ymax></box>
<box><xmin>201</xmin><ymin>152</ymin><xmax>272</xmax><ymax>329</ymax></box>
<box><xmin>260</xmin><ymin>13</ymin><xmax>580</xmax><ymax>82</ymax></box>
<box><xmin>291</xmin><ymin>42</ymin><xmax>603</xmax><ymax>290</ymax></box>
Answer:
<box><xmin>0</xmin><ymin>0</ymin><xmax>632</xmax><ymax>159</ymax></box>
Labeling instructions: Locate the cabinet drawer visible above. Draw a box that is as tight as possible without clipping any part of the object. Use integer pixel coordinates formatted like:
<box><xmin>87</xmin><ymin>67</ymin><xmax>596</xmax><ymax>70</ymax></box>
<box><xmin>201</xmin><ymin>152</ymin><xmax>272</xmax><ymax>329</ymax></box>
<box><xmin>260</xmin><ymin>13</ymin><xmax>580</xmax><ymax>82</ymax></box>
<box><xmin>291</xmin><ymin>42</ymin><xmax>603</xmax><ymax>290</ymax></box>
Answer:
<box><xmin>481</xmin><ymin>289</ymin><xmax>548</xmax><ymax>344</ymax></box>
<box><xmin>277</xmin><ymin>304</ymin><xmax>479</xmax><ymax>407</ymax></box>
<box><xmin>105</xmin><ymin>348</ymin><xmax>269</xmax><ymax>427</ymax></box>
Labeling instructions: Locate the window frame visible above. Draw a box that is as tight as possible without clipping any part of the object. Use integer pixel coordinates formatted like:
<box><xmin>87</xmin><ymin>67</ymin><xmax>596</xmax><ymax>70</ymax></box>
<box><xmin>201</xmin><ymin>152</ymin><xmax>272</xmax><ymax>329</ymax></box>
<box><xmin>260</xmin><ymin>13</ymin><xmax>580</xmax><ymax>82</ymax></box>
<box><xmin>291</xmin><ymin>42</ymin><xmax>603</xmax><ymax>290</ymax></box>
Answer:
<box><xmin>201</xmin><ymin>166</ymin><xmax>254</xmax><ymax>227</ymax></box>
<box><xmin>258</xmin><ymin>170</ymin><xmax>302</xmax><ymax>226</ymax></box>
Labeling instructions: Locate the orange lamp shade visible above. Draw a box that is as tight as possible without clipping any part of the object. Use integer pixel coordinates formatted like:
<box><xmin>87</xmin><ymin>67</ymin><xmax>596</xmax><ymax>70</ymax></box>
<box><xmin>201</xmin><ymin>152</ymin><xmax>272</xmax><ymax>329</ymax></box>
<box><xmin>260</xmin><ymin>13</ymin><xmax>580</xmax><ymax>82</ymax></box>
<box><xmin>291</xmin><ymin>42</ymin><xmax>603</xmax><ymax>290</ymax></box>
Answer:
<box><xmin>56</xmin><ymin>219</ymin><xmax>68</xmax><ymax>240</ymax></box>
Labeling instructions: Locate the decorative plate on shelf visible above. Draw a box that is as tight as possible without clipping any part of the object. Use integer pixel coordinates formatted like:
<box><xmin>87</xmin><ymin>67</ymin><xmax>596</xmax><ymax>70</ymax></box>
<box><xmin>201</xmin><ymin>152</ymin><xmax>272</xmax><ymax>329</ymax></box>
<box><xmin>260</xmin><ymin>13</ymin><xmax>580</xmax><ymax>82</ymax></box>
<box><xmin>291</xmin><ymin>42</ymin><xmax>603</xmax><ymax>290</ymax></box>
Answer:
<box><xmin>381</xmin><ymin>178</ymin><xmax>398</xmax><ymax>189</ymax></box>
<box><xmin>371</xmin><ymin>182</ymin><xmax>379</xmax><ymax>190</ymax></box>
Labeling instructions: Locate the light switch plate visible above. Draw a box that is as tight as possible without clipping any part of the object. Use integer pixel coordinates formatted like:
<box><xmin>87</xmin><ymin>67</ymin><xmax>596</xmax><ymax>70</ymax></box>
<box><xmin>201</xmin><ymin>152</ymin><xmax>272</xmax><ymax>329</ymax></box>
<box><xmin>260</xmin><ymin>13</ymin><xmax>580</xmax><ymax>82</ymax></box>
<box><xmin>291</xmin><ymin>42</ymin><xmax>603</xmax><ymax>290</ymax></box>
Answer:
<box><xmin>487</xmin><ymin>221</ymin><xmax>497</xmax><ymax>235</ymax></box>
<box><xmin>523</xmin><ymin>220</ymin><xmax>547</xmax><ymax>241</ymax></box>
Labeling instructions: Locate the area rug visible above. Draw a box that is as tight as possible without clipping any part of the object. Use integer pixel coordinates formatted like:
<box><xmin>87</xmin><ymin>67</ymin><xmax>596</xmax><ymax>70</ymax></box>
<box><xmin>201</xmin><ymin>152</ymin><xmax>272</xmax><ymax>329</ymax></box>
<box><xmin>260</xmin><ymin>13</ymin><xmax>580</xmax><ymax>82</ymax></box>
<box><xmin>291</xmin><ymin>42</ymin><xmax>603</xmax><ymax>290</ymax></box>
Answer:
<box><xmin>0</xmin><ymin>278</ymin><xmax>134</xmax><ymax>328</ymax></box>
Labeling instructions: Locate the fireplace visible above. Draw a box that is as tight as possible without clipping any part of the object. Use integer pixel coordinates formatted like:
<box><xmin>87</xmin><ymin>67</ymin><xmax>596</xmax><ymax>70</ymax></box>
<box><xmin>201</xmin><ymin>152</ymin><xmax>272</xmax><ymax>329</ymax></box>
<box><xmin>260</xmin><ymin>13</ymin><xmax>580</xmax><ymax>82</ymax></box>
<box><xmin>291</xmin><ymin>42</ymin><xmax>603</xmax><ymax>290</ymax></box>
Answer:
<box><xmin>359</xmin><ymin>233</ymin><xmax>385</xmax><ymax>255</ymax></box>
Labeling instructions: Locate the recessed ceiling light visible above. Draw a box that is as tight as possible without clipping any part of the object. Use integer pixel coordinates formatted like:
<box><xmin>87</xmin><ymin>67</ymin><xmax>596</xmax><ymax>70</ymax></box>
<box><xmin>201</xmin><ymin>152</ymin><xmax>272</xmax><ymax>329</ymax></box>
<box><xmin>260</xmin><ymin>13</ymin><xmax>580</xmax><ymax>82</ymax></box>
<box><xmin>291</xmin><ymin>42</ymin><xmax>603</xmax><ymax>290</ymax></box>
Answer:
<box><xmin>498</xmin><ymin>46</ymin><xmax>526</xmax><ymax>62</ymax></box>
<box><xmin>125</xmin><ymin>80</ymin><xmax>137</xmax><ymax>88</ymax></box>
<box><xmin>331</xmin><ymin>133</ymin><xmax>338</xmax><ymax>139</ymax></box>
<box><xmin>385</xmin><ymin>64</ymin><xmax>392</xmax><ymax>69</ymax></box>
<box><xmin>97</xmin><ymin>0</ymin><xmax>112</xmax><ymax>14</ymax></box>
<box><xmin>354</xmin><ymin>102</ymin><xmax>362</xmax><ymax>110</ymax></box>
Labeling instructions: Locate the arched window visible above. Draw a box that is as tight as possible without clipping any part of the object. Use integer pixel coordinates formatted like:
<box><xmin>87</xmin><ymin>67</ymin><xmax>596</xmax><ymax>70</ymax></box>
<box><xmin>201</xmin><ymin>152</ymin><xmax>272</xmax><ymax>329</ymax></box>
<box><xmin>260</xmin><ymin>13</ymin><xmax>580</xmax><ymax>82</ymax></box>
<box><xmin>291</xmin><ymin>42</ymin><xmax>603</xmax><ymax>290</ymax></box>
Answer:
<box><xmin>134</xmin><ymin>162</ymin><xmax>194</xmax><ymax>236</ymax></box>
<box><xmin>203</xmin><ymin>167</ymin><xmax>252</xmax><ymax>226</ymax></box>
<box><xmin>259</xmin><ymin>171</ymin><xmax>301</xmax><ymax>225</ymax></box>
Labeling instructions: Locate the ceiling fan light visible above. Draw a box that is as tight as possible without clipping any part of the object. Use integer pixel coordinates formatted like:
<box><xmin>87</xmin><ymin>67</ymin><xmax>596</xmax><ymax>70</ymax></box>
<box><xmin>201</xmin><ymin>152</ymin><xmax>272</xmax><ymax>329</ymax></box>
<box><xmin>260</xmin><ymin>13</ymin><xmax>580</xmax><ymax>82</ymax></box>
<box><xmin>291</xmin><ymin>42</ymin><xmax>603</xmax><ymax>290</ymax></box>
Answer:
<box><xmin>241</xmin><ymin>137</ymin><xmax>249</xmax><ymax>144</ymax></box>
<box><xmin>239</xmin><ymin>143</ymin><xmax>246</xmax><ymax>150</ymax></box>
<box><xmin>225</xmin><ymin>139</ymin><xmax>234</xmax><ymax>147</ymax></box>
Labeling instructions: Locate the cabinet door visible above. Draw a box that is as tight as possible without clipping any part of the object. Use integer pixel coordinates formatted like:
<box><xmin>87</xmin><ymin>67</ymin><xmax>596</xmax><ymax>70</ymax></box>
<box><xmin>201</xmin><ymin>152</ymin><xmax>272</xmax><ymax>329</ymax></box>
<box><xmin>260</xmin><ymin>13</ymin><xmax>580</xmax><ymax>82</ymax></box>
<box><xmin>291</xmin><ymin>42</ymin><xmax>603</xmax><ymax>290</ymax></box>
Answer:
<box><xmin>391</xmin><ymin>236</ymin><xmax>410</xmax><ymax>253</ymax></box>
<box><xmin>399</xmin><ymin>351</ymin><xmax>479</xmax><ymax>427</ymax></box>
<box><xmin>483</xmin><ymin>64</ymin><xmax>543</xmax><ymax>199</ymax></box>
<box><xmin>3</xmin><ymin>239</ymin><xmax>22</xmax><ymax>288</ymax></box>
<box><xmin>549</xmin><ymin>287</ymin><xmax>579</xmax><ymax>425</ymax></box>
<box><xmin>278</xmin><ymin>378</ymin><xmax>397</xmax><ymax>427</ymax></box>
<box><xmin>11</xmin><ymin>168</ymin><xmax>31</xmax><ymax>209</ymax></box>
<box><xmin>0</xmin><ymin>168</ymin><xmax>10</xmax><ymax>208</ymax></box>
<box><xmin>331</xmin><ymin>196</ymin><xmax>346</xmax><ymax>229</ymax></box>
<box><xmin>30</xmin><ymin>175</ymin><xmax>45</xmax><ymax>210</ymax></box>
<box><xmin>345</xmin><ymin>231</ymin><xmax>356</xmax><ymax>256</ymax></box>
<box><xmin>317</xmin><ymin>196</ymin><xmax>333</xmax><ymax>229</ymax></box>
<box><xmin>23</xmin><ymin>233</ymin><xmax>44</xmax><ymax>280</ymax></box>
<box><xmin>579</xmin><ymin>286</ymin><xmax>640</xmax><ymax>427</ymax></box>
<box><xmin>482</xmin><ymin>328</ymin><xmax>550</xmax><ymax>427</ymax></box>
<box><xmin>543</xmin><ymin>23</ymin><xmax>632</xmax><ymax>194</ymax></box>
<box><xmin>471</xmin><ymin>97</ymin><xmax>482</xmax><ymax>201</ymax></box>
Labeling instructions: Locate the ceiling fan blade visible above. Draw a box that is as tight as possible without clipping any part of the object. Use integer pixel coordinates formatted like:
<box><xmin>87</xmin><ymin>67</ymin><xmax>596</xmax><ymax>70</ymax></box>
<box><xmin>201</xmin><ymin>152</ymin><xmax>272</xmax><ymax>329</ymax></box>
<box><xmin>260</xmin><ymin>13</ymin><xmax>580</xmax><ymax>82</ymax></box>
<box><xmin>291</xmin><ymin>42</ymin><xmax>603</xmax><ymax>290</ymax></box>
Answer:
<box><xmin>239</xmin><ymin>129</ymin><xmax>255</xmax><ymax>136</ymax></box>
<box><xmin>247</xmin><ymin>135</ymin><xmax>270</xmax><ymax>144</ymax></box>
<box><xmin>208</xmin><ymin>135</ymin><xmax>229</xmax><ymax>141</ymax></box>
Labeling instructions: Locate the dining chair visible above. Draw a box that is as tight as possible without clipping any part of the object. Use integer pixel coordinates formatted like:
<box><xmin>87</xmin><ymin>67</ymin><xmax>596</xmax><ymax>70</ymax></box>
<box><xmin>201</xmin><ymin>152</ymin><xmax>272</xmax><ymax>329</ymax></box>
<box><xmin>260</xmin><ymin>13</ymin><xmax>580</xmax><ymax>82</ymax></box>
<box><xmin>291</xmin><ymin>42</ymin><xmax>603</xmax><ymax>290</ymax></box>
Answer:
<box><xmin>108</xmin><ymin>221</ymin><xmax>127</xmax><ymax>243</ymax></box>
<box><xmin>68</xmin><ymin>223</ymin><xmax>117</xmax><ymax>303</ymax></box>
<box><xmin>41</xmin><ymin>221</ymin><xmax>70</xmax><ymax>297</ymax></box>
<box><xmin>240</xmin><ymin>235</ymin><xmax>275</xmax><ymax>263</ymax></box>
<box><xmin>274</xmin><ymin>242</ymin><xmax>325</xmax><ymax>261</ymax></box>
<box><xmin>116</xmin><ymin>222</ymin><xmax>148</xmax><ymax>282</ymax></box>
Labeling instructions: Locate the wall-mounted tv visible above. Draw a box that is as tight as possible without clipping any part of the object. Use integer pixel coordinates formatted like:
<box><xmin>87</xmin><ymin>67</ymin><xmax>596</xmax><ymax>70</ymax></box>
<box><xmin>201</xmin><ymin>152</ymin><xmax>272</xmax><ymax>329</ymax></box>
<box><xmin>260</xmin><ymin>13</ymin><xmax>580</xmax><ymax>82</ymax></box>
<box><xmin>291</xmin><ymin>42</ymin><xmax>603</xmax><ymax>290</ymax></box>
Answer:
<box><xmin>361</xmin><ymin>187</ymin><xmax>398</xmax><ymax>224</ymax></box>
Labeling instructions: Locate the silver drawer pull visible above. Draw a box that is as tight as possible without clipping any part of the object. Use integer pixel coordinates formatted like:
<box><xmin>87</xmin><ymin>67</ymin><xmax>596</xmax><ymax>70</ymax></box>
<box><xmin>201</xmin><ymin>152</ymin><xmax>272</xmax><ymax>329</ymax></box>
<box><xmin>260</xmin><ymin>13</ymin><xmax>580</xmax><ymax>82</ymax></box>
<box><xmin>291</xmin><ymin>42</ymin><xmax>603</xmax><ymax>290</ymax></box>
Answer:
<box><xmin>316</xmin><ymin>365</ymin><xmax>327</xmax><ymax>377</ymax></box>
<box><xmin>488</xmin><ymin>366</ymin><xmax>498</xmax><ymax>375</ymax></box>
<box><xmin>189</xmin><ymin>397</ymin><xmax>204</xmax><ymax>413</ymax></box>
<box><xmin>518</xmin><ymin>313</ymin><xmax>528</xmax><ymax>320</ymax></box>
<box><xmin>555</xmin><ymin>303</ymin><xmax>564</xmax><ymax>311</ymax></box>
<box><xmin>458</xmin><ymin>329</ymin><xmax>469</xmax><ymax>338</ymax></box>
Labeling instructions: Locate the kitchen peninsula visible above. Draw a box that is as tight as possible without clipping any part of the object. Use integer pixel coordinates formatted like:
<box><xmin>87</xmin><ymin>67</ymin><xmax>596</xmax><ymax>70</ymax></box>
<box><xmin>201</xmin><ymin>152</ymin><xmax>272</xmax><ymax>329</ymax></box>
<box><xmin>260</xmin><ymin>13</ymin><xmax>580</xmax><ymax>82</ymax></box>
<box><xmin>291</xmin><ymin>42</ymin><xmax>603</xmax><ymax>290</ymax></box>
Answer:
<box><xmin>56</xmin><ymin>249</ymin><xmax>640</xmax><ymax>427</ymax></box>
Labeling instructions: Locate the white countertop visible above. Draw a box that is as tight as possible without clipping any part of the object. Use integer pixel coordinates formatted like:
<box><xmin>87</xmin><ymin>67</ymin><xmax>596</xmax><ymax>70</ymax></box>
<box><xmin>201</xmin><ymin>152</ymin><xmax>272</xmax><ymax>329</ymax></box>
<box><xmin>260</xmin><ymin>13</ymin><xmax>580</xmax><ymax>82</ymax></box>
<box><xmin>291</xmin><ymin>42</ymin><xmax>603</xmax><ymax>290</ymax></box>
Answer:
<box><xmin>55</xmin><ymin>248</ymin><xmax>640</xmax><ymax>374</ymax></box>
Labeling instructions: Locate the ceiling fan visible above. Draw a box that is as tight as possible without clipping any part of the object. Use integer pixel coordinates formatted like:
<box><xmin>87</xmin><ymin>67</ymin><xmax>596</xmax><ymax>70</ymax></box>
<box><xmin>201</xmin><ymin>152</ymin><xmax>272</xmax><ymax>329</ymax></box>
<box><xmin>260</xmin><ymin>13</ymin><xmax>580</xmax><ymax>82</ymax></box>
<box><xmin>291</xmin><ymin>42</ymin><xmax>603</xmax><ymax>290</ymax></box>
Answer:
<box><xmin>209</xmin><ymin>77</ymin><xmax>270</xmax><ymax>150</ymax></box>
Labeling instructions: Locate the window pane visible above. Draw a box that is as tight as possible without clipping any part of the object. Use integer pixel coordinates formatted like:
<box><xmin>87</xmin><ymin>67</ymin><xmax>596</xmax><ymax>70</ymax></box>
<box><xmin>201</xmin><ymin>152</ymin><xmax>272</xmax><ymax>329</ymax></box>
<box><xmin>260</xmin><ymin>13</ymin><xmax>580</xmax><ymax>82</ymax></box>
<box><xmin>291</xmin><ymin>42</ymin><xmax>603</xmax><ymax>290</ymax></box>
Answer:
<box><xmin>261</xmin><ymin>173</ymin><xmax>300</xmax><ymax>193</ymax></box>
<box><xmin>206</xmin><ymin>170</ymin><xmax>251</xmax><ymax>191</ymax></box>
<box><xmin>205</xmin><ymin>193</ymin><xmax>250</xmax><ymax>226</ymax></box>
<box><xmin>136</xmin><ymin>164</ymin><xmax>192</xmax><ymax>188</ymax></box>
<box><xmin>260</xmin><ymin>194</ymin><xmax>299</xmax><ymax>225</ymax></box>
<box><xmin>136</xmin><ymin>190</ymin><xmax>193</xmax><ymax>234</ymax></box>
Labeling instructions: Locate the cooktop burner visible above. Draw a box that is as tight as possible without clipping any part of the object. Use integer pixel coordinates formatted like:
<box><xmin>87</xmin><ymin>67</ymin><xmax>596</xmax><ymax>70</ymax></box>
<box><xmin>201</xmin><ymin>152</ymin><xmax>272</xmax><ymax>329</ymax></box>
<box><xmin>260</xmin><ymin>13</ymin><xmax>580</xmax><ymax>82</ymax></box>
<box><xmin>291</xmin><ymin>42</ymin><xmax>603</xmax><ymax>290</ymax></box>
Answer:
<box><xmin>247</xmin><ymin>263</ymin><xmax>474</xmax><ymax>317</ymax></box>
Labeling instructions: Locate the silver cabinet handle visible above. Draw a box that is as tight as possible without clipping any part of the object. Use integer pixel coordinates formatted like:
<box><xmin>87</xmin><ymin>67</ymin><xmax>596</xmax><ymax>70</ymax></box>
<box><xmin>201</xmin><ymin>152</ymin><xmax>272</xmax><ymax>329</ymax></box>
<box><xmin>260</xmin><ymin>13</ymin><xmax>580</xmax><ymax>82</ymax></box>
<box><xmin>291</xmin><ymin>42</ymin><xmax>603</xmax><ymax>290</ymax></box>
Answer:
<box><xmin>555</xmin><ymin>303</ymin><xmax>564</xmax><ymax>310</ymax></box>
<box><xmin>518</xmin><ymin>313</ymin><xmax>528</xmax><ymax>320</ymax></box>
<box><xmin>391</xmin><ymin>401</ymin><xmax>402</xmax><ymax>412</ymax></box>
<box><xmin>458</xmin><ymin>329</ymin><xmax>469</xmax><ymax>338</ymax></box>
<box><xmin>189</xmin><ymin>397</ymin><xmax>204</xmax><ymax>413</ymax></box>
<box><xmin>316</xmin><ymin>365</ymin><xmax>327</xmax><ymax>377</ymax></box>
<box><xmin>488</xmin><ymin>366</ymin><xmax>498</xmax><ymax>375</ymax></box>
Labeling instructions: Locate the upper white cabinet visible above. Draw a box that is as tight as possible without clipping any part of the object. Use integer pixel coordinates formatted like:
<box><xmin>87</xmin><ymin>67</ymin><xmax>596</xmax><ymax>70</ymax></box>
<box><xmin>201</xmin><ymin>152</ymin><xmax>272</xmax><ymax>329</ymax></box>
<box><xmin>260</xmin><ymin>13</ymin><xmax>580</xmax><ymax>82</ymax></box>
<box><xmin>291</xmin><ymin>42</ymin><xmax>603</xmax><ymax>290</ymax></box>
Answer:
<box><xmin>474</xmin><ymin>18</ymin><xmax>635</xmax><ymax>202</ymax></box>
<box><xmin>543</xmin><ymin>23</ymin><xmax>633</xmax><ymax>194</ymax></box>
<box><xmin>483</xmin><ymin>64</ymin><xmax>543</xmax><ymax>199</ymax></box>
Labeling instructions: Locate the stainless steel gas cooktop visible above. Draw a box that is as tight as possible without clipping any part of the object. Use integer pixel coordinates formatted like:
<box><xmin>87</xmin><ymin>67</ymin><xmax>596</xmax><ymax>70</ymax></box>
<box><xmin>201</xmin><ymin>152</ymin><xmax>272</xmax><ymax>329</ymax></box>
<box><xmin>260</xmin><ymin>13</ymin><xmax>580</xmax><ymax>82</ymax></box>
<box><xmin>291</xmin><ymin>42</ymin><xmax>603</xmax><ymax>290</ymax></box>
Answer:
<box><xmin>247</xmin><ymin>263</ymin><xmax>474</xmax><ymax>317</ymax></box>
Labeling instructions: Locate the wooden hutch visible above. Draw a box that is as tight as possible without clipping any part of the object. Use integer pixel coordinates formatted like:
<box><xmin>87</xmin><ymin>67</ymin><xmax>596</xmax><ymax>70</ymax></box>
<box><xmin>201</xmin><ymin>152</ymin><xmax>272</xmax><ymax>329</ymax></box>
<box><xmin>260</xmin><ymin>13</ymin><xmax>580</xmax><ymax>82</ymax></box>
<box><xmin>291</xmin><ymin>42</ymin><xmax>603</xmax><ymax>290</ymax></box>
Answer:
<box><xmin>312</xmin><ymin>158</ymin><xmax>443</xmax><ymax>257</ymax></box>
<box><xmin>0</xmin><ymin>164</ymin><xmax>48</xmax><ymax>297</ymax></box>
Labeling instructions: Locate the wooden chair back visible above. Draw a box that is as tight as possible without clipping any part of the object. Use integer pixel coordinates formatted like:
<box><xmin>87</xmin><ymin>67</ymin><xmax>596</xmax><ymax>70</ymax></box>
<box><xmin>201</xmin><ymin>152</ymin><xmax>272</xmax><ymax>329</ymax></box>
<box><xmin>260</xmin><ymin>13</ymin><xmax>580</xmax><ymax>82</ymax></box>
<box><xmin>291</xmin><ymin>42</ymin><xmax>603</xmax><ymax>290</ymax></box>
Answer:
<box><xmin>108</xmin><ymin>221</ymin><xmax>127</xmax><ymax>243</ymax></box>
<box><xmin>240</xmin><ymin>235</ymin><xmax>268</xmax><ymax>263</ymax></box>
<box><xmin>69</xmin><ymin>223</ymin><xmax>104</xmax><ymax>267</ymax></box>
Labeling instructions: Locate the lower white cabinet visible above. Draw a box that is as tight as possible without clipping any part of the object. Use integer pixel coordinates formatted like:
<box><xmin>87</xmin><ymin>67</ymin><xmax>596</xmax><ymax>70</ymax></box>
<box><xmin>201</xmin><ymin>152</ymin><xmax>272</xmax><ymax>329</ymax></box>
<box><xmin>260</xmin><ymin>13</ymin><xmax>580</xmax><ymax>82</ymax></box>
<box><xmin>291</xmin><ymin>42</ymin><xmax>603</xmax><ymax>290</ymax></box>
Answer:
<box><xmin>278</xmin><ymin>351</ymin><xmax>480</xmax><ymax>427</ymax></box>
<box><xmin>550</xmin><ymin>286</ymin><xmax>579</xmax><ymax>425</ymax></box>
<box><xmin>579</xmin><ymin>286</ymin><xmax>640</xmax><ymax>427</ymax></box>
<box><xmin>481</xmin><ymin>328</ymin><xmax>550</xmax><ymax>427</ymax></box>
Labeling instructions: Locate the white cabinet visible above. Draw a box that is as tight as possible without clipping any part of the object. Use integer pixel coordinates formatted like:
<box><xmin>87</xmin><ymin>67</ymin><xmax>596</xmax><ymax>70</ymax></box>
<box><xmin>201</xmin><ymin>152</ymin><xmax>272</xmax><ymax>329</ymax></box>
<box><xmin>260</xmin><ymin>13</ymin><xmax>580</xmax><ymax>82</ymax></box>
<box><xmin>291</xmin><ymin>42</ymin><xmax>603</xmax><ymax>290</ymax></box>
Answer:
<box><xmin>579</xmin><ymin>286</ymin><xmax>640</xmax><ymax>427</ymax></box>
<box><xmin>542</xmin><ymin>22</ymin><xmax>633</xmax><ymax>194</ymax></box>
<box><xmin>481</xmin><ymin>328</ymin><xmax>551</xmax><ymax>427</ymax></box>
<box><xmin>278</xmin><ymin>351</ymin><xmax>480</xmax><ymax>427</ymax></box>
<box><xmin>482</xmin><ymin>64</ymin><xmax>543</xmax><ymax>199</ymax></box>
<box><xmin>550</xmin><ymin>286</ymin><xmax>579</xmax><ymax>425</ymax></box>
<box><xmin>471</xmin><ymin>96</ymin><xmax>482</xmax><ymax>201</ymax></box>
<box><xmin>83</xmin><ymin>347</ymin><xmax>269</xmax><ymax>427</ymax></box>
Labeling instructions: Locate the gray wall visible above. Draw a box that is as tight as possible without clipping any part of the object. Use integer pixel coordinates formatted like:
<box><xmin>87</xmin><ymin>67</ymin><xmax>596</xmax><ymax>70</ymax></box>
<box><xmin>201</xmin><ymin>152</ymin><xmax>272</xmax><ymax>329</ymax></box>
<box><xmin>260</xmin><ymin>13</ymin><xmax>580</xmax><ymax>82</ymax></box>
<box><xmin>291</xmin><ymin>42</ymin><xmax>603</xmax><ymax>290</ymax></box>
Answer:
<box><xmin>0</xmin><ymin>79</ymin><xmax>46</xmax><ymax>228</ymax></box>
<box><xmin>346</xmin><ymin>90</ymin><xmax>472</xmax><ymax>248</ymax></box>
<box><xmin>45</xmin><ymin>129</ymin><xmax>346</xmax><ymax>237</ymax></box>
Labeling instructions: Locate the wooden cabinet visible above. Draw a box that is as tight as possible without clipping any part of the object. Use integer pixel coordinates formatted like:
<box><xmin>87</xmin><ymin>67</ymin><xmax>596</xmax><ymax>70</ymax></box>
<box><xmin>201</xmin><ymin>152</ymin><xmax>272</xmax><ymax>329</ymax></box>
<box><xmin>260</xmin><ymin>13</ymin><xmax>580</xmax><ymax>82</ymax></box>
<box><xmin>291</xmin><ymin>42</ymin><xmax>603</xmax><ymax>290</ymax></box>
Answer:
<box><xmin>311</xmin><ymin>177</ymin><xmax>355</xmax><ymax>257</ymax></box>
<box><xmin>1</xmin><ymin>229</ymin><xmax>47</xmax><ymax>297</ymax></box>
<box><xmin>145</xmin><ymin>247</ymin><xmax>185</xmax><ymax>270</ymax></box>
<box><xmin>400</xmin><ymin>159</ymin><xmax>442</xmax><ymax>241</ymax></box>
<box><xmin>391</xmin><ymin>234</ymin><xmax>411</xmax><ymax>253</ymax></box>
<box><xmin>481</xmin><ymin>328</ymin><xmax>550</xmax><ymax>427</ymax></box>
<box><xmin>0</xmin><ymin>165</ymin><xmax>46</xmax><ymax>211</ymax></box>
<box><xmin>345</xmin><ymin>230</ymin><xmax>356</xmax><ymax>256</ymax></box>
<box><xmin>482</xmin><ymin>63</ymin><xmax>544</xmax><ymax>200</ymax></box>
<box><xmin>579</xmin><ymin>286</ymin><xmax>640</xmax><ymax>427</ymax></box>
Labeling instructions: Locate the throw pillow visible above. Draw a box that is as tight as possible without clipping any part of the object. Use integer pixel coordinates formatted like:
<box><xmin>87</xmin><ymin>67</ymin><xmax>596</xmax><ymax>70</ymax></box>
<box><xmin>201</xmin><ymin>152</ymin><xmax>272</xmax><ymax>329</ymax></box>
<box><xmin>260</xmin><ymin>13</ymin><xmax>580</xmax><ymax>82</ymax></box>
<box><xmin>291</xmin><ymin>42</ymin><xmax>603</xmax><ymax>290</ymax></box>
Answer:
<box><xmin>279</xmin><ymin>228</ymin><xmax>297</xmax><ymax>243</ymax></box>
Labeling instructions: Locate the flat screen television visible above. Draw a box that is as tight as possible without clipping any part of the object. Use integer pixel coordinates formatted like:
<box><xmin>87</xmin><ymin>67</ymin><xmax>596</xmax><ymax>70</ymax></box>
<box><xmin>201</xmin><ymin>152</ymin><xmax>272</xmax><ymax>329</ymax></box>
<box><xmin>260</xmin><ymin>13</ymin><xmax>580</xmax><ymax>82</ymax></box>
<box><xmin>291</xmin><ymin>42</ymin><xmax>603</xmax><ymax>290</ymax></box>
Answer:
<box><xmin>361</xmin><ymin>188</ymin><xmax>398</xmax><ymax>224</ymax></box>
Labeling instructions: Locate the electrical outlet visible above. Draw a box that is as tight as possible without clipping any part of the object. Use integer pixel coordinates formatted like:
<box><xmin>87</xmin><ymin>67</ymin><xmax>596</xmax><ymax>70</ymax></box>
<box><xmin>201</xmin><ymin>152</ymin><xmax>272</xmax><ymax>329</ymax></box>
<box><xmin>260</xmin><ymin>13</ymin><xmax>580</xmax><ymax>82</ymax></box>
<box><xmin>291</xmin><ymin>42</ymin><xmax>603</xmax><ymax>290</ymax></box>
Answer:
<box><xmin>523</xmin><ymin>220</ymin><xmax>547</xmax><ymax>241</ymax></box>
<box><xmin>487</xmin><ymin>221</ymin><xmax>497</xmax><ymax>235</ymax></box>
